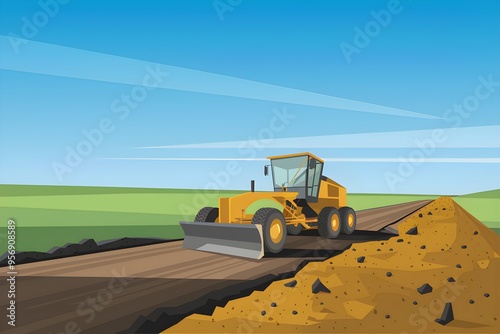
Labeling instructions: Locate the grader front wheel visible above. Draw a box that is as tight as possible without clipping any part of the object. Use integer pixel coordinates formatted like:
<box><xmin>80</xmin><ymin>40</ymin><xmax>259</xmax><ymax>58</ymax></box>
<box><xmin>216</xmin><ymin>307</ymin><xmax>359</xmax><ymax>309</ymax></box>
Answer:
<box><xmin>194</xmin><ymin>207</ymin><xmax>219</xmax><ymax>223</ymax></box>
<box><xmin>252</xmin><ymin>208</ymin><xmax>287</xmax><ymax>253</ymax></box>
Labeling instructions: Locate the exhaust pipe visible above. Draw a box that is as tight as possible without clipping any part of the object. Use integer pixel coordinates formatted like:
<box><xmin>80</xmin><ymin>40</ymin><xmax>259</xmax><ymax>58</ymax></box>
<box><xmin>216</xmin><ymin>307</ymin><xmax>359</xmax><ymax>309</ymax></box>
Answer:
<box><xmin>251</xmin><ymin>180</ymin><xmax>255</xmax><ymax>192</ymax></box>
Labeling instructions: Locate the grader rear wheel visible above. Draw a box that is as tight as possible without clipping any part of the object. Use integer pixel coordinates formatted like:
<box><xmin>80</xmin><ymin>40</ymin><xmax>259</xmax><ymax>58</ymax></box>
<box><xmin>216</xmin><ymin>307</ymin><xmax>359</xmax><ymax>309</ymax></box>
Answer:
<box><xmin>318</xmin><ymin>207</ymin><xmax>341</xmax><ymax>239</ymax></box>
<box><xmin>339</xmin><ymin>207</ymin><xmax>356</xmax><ymax>235</ymax></box>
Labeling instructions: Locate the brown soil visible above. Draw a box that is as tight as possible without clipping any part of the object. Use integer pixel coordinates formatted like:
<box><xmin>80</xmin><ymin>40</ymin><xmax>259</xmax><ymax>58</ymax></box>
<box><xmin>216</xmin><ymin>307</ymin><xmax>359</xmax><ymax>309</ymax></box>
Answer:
<box><xmin>166</xmin><ymin>197</ymin><xmax>500</xmax><ymax>333</ymax></box>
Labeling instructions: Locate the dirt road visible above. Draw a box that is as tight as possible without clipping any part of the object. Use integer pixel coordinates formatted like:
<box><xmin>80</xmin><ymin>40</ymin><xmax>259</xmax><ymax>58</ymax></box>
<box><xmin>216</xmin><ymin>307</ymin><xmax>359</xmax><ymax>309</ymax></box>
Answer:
<box><xmin>0</xmin><ymin>200</ymin><xmax>431</xmax><ymax>334</ymax></box>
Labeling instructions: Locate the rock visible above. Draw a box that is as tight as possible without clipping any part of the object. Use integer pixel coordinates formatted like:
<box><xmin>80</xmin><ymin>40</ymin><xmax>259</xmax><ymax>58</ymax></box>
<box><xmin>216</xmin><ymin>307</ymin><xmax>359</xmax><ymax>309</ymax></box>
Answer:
<box><xmin>47</xmin><ymin>244</ymin><xmax>67</xmax><ymax>255</ymax></box>
<box><xmin>442</xmin><ymin>208</ymin><xmax>446</xmax><ymax>210</ymax></box>
<box><xmin>385</xmin><ymin>315</ymin><xmax>391</xmax><ymax>319</ymax></box>
<box><xmin>79</xmin><ymin>238</ymin><xmax>99</xmax><ymax>250</ymax></box>
<box><xmin>456</xmin><ymin>264</ymin><xmax>462</xmax><ymax>268</ymax></box>
<box><xmin>47</xmin><ymin>239</ymin><xmax>99</xmax><ymax>256</ymax></box>
<box><xmin>0</xmin><ymin>252</ymin><xmax>9</xmax><ymax>263</ymax></box>
<box><xmin>397</xmin><ymin>239</ymin><xmax>404</xmax><ymax>243</ymax></box>
<box><xmin>417</xmin><ymin>283</ymin><xmax>433</xmax><ymax>294</ymax></box>
<box><xmin>284</xmin><ymin>280</ymin><xmax>297</xmax><ymax>288</ymax></box>
<box><xmin>261</xmin><ymin>310</ymin><xmax>266</xmax><ymax>316</ymax></box>
<box><xmin>312</xmin><ymin>278</ymin><xmax>331</xmax><ymax>294</ymax></box>
<box><xmin>469</xmin><ymin>299</ymin><xmax>474</xmax><ymax>304</ymax></box>
<box><xmin>447</xmin><ymin>277</ymin><xmax>456</xmax><ymax>283</ymax></box>
<box><xmin>461</xmin><ymin>245</ymin><xmax>467</xmax><ymax>249</ymax></box>
<box><xmin>292</xmin><ymin>310</ymin><xmax>298</xmax><ymax>315</ymax></box>
<box><xmin>357</xmin><ymin>256</ymin><xmax>365</xmax><ymax>263</ymax></box>
<box><xmin>386</xmin><ymin>272</ymin><xmax>392</xmax><ymax>277</ymax></box>
<box><xmin>271</xmin><ymin>302</ymin><xmax>277</xmax><ymax>307</ymax></box>
<box><xmin>0</xmin><ymin>251</ymin><xmax>45</xmax><ymax>267</ymax></box>
<box><xmin>406</xmin><ymin>227</ymin><xmax>418</xmax><ymax>235</ymax></box>
<box><xmin>413</xmin><ymin>301</ymin><xmax>418</xmax><ymax>305</ymax></box>
<box><xmin>420</xmin><ymin>245</ymin><xmax>426</xmax><ymax>249</ymax></box>
<box><xmin>435</xmin><ymin>302</ymin><xmax>454</xmax><ymax>325</ymax></box>
<box><xmin>484</xmin><ymin>293</ymin><xmax>490</xmax><ymax>298</ymax></box>
<box><xmin>389</xmin><ymin>248</ymin><xmax>393</xmax><ymax>251</ymax></box>
<box><xmin>473</xmin><ymin>231</ymin><xmax>478</xmax><ymax>235</ymax></box>
<box><xmin>1</xmin><ymin>238</ymin><xmax>167</xmax><ymax>267</ymax></box>
<box><xmin>418</xmin><ymin>213</ymin><xmax>423</xmax><ymax>218</ymax></box>
<box><xmin>427</xmin><ymin>211</ymin><xmax>433</xmax><ymax>215</ymax></box>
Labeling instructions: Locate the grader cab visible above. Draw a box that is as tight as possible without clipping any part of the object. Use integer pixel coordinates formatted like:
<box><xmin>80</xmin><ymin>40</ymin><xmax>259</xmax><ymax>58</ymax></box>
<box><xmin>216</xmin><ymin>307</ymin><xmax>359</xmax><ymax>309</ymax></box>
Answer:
<box><xmin>180</xmin><ymin>153</ymin><xmax>356</xmax><ymax>259</ymax></box>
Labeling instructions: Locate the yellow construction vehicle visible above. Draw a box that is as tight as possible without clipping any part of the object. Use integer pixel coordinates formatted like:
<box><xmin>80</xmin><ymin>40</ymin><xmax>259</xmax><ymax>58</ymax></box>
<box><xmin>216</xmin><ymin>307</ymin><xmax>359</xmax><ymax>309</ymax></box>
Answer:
<box><xmin>180</xmin><ymin>152</ymin><xmax>356</xmax><ymax>259</ymax></box>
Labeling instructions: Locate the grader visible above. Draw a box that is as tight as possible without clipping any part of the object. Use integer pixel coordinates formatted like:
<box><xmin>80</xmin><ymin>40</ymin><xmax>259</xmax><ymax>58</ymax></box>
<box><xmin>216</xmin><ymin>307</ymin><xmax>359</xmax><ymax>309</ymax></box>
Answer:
<box><xmin>180</xmin><ymin>152</ymin><xmax>356</xmax><ymax>259</ymax></box>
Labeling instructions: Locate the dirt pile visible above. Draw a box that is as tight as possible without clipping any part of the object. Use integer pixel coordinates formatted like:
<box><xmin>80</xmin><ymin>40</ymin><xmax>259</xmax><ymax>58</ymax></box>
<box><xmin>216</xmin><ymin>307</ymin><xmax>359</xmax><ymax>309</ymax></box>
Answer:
<box><xmin>165</xmin><ymin>197</ymin><xmax>499</xmax><ymax>333</ymax></box>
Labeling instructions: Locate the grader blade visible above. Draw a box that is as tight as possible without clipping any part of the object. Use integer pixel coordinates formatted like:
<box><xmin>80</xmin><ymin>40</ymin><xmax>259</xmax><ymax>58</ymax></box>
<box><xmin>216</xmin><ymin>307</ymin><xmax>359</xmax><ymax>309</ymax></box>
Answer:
<box><xmin>180</xmin><ymin>222</ymin><xmax>264</xmax><ymax>260</ymax></box>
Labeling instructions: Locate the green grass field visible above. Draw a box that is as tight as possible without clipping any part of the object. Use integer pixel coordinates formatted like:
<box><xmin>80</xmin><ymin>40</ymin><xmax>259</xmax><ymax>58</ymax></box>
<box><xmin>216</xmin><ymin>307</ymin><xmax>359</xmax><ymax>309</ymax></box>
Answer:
<box><xmin>0</xmin><ymin>185</ymin><xmax>498</xmax><ymax>253</ymax></box>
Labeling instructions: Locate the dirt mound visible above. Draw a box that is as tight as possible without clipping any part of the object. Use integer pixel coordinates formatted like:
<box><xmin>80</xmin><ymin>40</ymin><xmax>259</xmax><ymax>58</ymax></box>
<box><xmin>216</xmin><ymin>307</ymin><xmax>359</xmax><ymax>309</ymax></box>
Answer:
<box><xmin>0</xmin><ymin>237</ymin><xmax>170</xmax><ymax>267</ymax></box>
<box><xmin>165</xmin><ymin>197</ymin><xmax>500</xmax><ymax>333</ymax></box>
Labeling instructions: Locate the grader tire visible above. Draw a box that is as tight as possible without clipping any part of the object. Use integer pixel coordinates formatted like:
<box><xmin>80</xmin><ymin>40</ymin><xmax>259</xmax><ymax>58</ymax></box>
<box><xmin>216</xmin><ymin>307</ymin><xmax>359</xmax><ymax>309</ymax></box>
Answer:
<box><xmin>252</xmin><ymin>208</ymin><xmax>287</xmax><ymax>253</ymax></box>
<box><xmin>287</xmin><ymin>224</ymin><xmax>303</xmax><ymax>235</ymax></box>
<box><xmin>318</xmin><ymin>207</ymin><xmax>341</xmax><ymax>239</ymax></box>
<box><xmin>339</xmin><ymin>207</ymin><xmax>356</xmax><ymax>235</ymax></box>
<box><xmin>194</xmin><ymin>207</ymin><xmax>219</xmax><ymax>223</ymax></box>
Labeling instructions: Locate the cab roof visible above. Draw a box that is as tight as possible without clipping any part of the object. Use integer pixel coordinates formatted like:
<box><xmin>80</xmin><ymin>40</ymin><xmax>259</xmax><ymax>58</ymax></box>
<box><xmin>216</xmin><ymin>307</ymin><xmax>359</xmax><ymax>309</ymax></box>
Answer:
<box><xmin>266</xmin><ymin>152</ymin><xmax>324</xmax><ymax>163</ymax></box>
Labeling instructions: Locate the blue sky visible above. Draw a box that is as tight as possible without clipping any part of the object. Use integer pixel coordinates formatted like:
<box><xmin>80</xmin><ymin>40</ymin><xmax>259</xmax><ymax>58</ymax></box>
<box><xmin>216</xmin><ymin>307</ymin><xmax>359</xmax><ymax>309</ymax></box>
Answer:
<box><xmin>0</xmin><ymin>0</ymin><xmax>499</xmax><ymax>194</ymax></box>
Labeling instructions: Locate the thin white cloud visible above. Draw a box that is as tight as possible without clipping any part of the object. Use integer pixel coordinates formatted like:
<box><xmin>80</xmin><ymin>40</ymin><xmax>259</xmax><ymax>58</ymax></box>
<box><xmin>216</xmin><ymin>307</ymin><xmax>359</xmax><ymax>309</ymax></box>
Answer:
<box><xmin>101</xmin><ymin>158</ymin><xmax>268</xmax><ymax>161</ymax></box>
<box><xmin>101</xmin><ymin>157</ymin><xmax>500</xmax><ymax>163</ymax></box>
<box><xmin>324</xmin><ymin>158</ymin><xmax>500</xmax><ymax>163</ymax></box>
<box><xmin>0</xmin><ymin>35</ymin><xmax>440</xmax><ymax>119</ymax></box>
<box><xmin>139</xmin><ymin>125</ymin><xmax>500</xmax><ymax>149</ymax></box>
